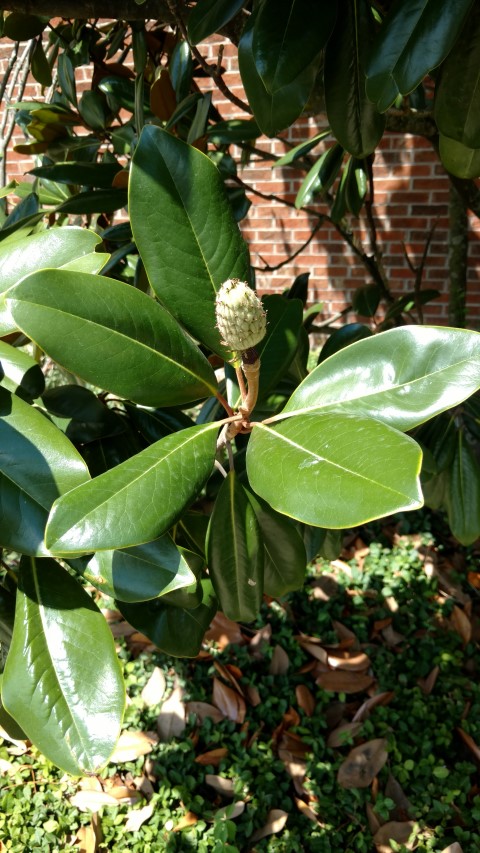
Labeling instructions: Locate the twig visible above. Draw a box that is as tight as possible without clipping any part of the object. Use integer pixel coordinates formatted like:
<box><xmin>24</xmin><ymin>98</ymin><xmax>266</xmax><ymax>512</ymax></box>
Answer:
<box><xmin>254</xmin><ymin>219</ymin><xmax>323</xmax><ymax>272</ymax></box>
<box><xmin>0</xmin><ymin>40</ymin><xmax>35</xmax><ymax>190</ymax></box>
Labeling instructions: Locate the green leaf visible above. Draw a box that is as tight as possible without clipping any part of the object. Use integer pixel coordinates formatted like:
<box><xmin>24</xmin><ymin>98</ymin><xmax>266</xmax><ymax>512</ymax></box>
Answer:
<box><xmin>116</xmin><ymin>579</ymin><xmax>217</xmax><ymax>657</ymax></box>
<box><xmin>31</xmin><ymin>39</ymin><xmax>52</xmax><ymax>88</ymax></box>
<box><xmin>130</xmin><ymin>126</ymin><xmax>250</xmax><ymax>355</ymax></box>
<box><xmin>55</xmin><ymin>189</ymin><xmax>127</xmax><ymax>214</ymax></box>
<box><xmin>3</xmin><ymin>12</ymin><xmax>47</xmax><ymax>40</ymax></box>
<box><xmin>170</xmin><ymin>40</ymin><xmax>194</xmax><ymax>102</ymax></box>
<box><xmin>124</xmin><ymin>403</ymin><xmax>195</xmax><ymax>444</ymax></box>
<box><xmin>0</xmin><ymin>675</ymin><xmax>27</xmax><ymax>742</ymax></box>
<box><xmin>58</xmin><ymin>52</ymin><xmax>77</xmax><ymax>106</ymax></box>
<box><xmin>2</xmin><ymin>557</ymin><xmax>125</xmax><ymax>776</ymax></box>
<box><xmin>59</xmin><ymin>251</ymin><xmax>109</xmax><ymax>275</ymax></box>
<box><xmin>295</xmin><ymin>144</ymin><xmax>344</xmax><ymax>209</ymax></box>
<box><xmin>0</xmin><ymin>340</ymin><xmax>45</xmax><ymax>400</ymax></box>
<box><xmin>78</xmin><ymin>535</ymin><xmax>196</xmax><ymax>602</ymax></box>
<box><xmin>284</xmin><ymin>326</ymin><xmax>480</xmax><ymax>432</ymax></box>
<box><xmin>446</xmin><ymin>431</ymin><xmax>480</xmax><ymax>545</ymax></box>
<box><xmin>206</xmin><ymin>472</ymin><xmax>264</xmax><ymax>622</ymax></box>
<box><xmin>247</xmin><ymin>490</ymin><xmax>306</xmax><ymax>597</ymax></box>
<box><xmin>78</xmin><ymin>90</ymin><xmax>109</xmax><ymax>131</ymax></box>
<box><xmin>272</xmin><ymin>130</ymin><xmax>331</xmax><ymax>169</ymax></box>
<box><xmin>29</xmin><ymin>162</ymin><xmax>122</xmax><ymax>188</ymax></box>
<box><xmin>247</xmin><ymin>413</ymin><xmax>423</xmax><ymax>529</ymax></box>
<box><xmin>351</xmin><ymin>283</ymin><xmax>381</xmax><ymax>317</ymax></box>
<box><xmin>344</xmin><ymin>158</ymin><xmax>368</xmax><ymax>216</ymax></box>
<box><xmin>187</xmin><ymin>0</ymin><xmax>245</xmax><ymax>45</ymax></box>
<box><xmin>439</xmin><ymin>134</ymin><xmax>480</xmax><ymax>179</ymax></box>
<box><xmin>324</xmin><ymin>0</ymin><xmax>385</xmax><ymax>157</ymax></box>
<box><xmin>45</xmin><ymin>424</ymin><xmax>218</xmax><ymax>556</ymax></box>
<box><xmin>0</xmin><ymin>388</ymin><xmax>90</xmax><ymax>556</ymax></box>
<box><xmin>366</xmin><ymin>0</ymin><xmax>474</xmax><ymax>112</ymax></box>
<box><xmin>7</xmin><ymin>270</ymin><xmax>218</xmax><ymax>407</ymax></box>
<box><xmin>318</xmin><ymin>323</ymin><xmax>373</xmax><ymax>363</ymax></box>
<box><xmin>206</xmin><ymin>118</ymin><xmax>260</xmax><ymax>144</ymax></box>
<box><xmin>435</xmin><ymin>3</ymin><xmax>480</xmax><ymax>150</ymax></box>
<box><xmin>238</xmin><ymin>4</ymin><xmax>332</xmax><ymax>137</ymax></box>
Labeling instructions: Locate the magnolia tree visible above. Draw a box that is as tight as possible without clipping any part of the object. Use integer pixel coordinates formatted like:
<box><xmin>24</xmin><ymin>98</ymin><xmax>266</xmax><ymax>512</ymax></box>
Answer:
<box><xmin>0</xmin><ymin>0</ymin><xmax>479</xmax><ymax>775</ymax></box>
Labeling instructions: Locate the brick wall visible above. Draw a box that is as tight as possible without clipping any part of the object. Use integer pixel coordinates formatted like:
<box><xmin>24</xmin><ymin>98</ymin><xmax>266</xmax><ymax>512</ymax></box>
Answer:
<box><xmin>1</xmin><ymin>32</ymin><xmax>479</xmax><ymax>326</ymax></box>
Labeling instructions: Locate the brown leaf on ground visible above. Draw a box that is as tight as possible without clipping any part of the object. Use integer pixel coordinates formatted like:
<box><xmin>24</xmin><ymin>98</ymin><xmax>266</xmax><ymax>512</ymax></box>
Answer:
<box><xmin>373</xmin><ymin>820</ymin><xmax>419</xmax><ymax>851</ymax></box>
<box><xmin>278</xmin><ymin>751</ymin><xmax>307</xmax><ymax>796</ymax></box>
<box><xmin>186</xmin><ymin>701</ymin><xmax>225</xmax><ymax>724</ymax></box>
<box><xmin>157</xmin><ymin>686</ymin><xmax>186</xmax><ymax>741</ymax></box>
<box><xmin>294</xmin><ymin>797</ymin><xmax>324</xmax><ymax>825</ymax></box>
<box><xmin>214</xmin><ymin>661</ymin><xmax>246</xmax><ymax>697</ymax></box>
<box><xmin>352</xmin><ymin>692</ymin><xmax>395</xmax><ymax>722</ymax></box>
<box><xmin>316</xmin><ymin>671</ymin><xmax>375</xmax><ymax>693</ymax></box>
<box><xmin>450</xmin><ymin>605</ymin><xmax>472</xmax><ymax>644</ymax></box>
<box><xmin>457</xmin><ymin>727</ymin><xmax>480</xmax><ymax>761</ymax></box>
<box><xmin>124</xmin><ymin>804</ymin><xmax>154</xmax><ymax>832</ymax></box>
<box><xmin>70</xmin><ymin>790</ymin><xmax>121</xmax><ymax>813</ymax></box>
<box><xmin>327</xmin><ymin>722</ymin><xmax>363</xmax><ymax>748</ymax></box>
<box><xmin>327</xmin><ymin>651</ymin><xmax>371</xmax><ymax>672</ymax></box>
<box><xmin>172</xmin><ymin>811</ymin><xmax>198</xmax><ymax>832</ymax></box>
<box><xmin>214</xmin><ymin>801</ymin><xmax>246</xmax><ymax>820</ymax></box>
<box><xmin>331</xmin><ymin>620</ymin><xmax>360</xmax><ymax>648</ymax></box>
<box><xmin>417</xmin><ymin>666</ymin><xmax>439</xmax><ymax>695</ymax></box>
<box><xmin>310</xmin><ymin>575</ymin><xmax>340</xmax><ymax>601</ymax></box>
<box><xmin>385</xmin><ymin>774</ymin><xmax>414</xmax><ymax>821</ymax></box>
<box><xmin>249</xmin><ymin>809</ymin><xmax>289</xmax><ymax>842</ymax></box>
<box><xmin>366</xmin><ymin>802</ymin><xmax>382</xmax><ymax>835</ymax></box>
<box><xmin>103</xmin><ymin>784</ymin><xmax>140</xmax><ymax>805</ymax></box>
<box><xmin>295</xmin><ymin>684</ymin><xmax>315</xmax><ymax>716</ymax></box>
<box><xmin>79</xmin><ymin>777</ymin><xmax>103</xmax><ymax>792</ymax></box>
<box><xmin>295</xmin><ymin>635</ymin><xmax>328</xmax><ymax>663</ymax></box>
<box><xmin>440</xmin><ymin>844</ymin><xmax>464</xmax><ymax>853</ymax></box>
<box><xmin>205</xmin><ymin>613</ymin><xmax>244</xmax><ymax>649</ymax></box>
<box><xmin>337</xmin><ymin>738</ymin><xmax>388</xmax><ymax>789</ymax></box>
<box><xmin>141</xmin><ymin>667</ymin><xmax>166</xmax><ymax>707</ymax></box>
<box><xmin>75</xmin><ymin>825</ymin><xmax>97</xmax><ymax>853</ymax></box>
<box><xmin>248</xmin><ymin>624</ymin><xmax>273</xmax><ymax>657</ymax></box>
<box><xmin>110</xmin><ymin>730</ymin><xmax>159</xmax><ymax>763</ymax></box>
<box><xmin>212</xmin><ymin>678</ymin><xmax>246</xmax><ymax>723</ymax></box>
<box><xmin>194</xmin><ymin>748</ymin><xmax>229</xmax><ymax>766</ymax></box>
<box><xmin>246</xmin><ymin>685</ymin><xmax>262</xmax><ymax>707</ymax></box>
<box><xmin>279</xmin><ymin>731</ymin><xmax>310</xmax><ymax>759</ymax></box>
<box><xmin>205</xmin><ymin>774</ymin><xmax>235</xmax><ymax>797</ymax></box>
<box><xmin>381</xmin><ymin>624</ymin><xmax>406</xmax><ymax>646</ymax></box>
<box><xmin>467</xmin><ymin>571</ymin><xmax>480</xmax><ymax>589</ymax></box>
<box><xmin>269</xmin><ymin>645</ymin><xmax>290</xmax><ymax>674</ymax></box>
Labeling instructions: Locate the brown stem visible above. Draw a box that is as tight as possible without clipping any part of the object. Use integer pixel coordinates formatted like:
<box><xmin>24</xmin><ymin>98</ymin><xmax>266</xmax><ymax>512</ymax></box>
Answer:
<box><xmin>448</xmin><ymin>180</ymin><xmax>468</xmax><ymax>328</ymax></box>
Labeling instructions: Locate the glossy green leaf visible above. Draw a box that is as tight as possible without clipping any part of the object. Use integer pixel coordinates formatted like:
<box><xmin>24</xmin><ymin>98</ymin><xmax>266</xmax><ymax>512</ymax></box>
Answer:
<box><xmin>3</xmin><ymin>12</ymin><xmax>47</xmax><ymax>40</ymax></box>
<box><xmin>58</xmin><ymin>52</ymin><xmax>77</xmax><ymax>106</ymax></box>
<box><xmin>45</xmin><ymin>424</ymin><xmax>218</xmax><ymax>556</ymax></box>
<box><xmin>116</xmin><ymin>579</ymin><xmax>217</xmax><ymax>657</ymax></box>
<box><xmin>79</xmin><ymin>535</ymin><xmax>196</xmax><ymax>602</ymax></box>
<box><xmin>345</xmin><ymin>158</ymin><xmax>368</xmax><ymax>216</ymax></box>
<box><xmin>439</xmin><ymin>134</ymin><xmax>480</xmax><ymax>179</ymax></box>
<box><xmin>55</xmin><ymin>189</ymin><xmax>127</xmax><ymax>214</ymax></box>
<box><xmin>255</xmin><ymin>295</ymin><xmax>303</xmax><ymax>401</ymax></box>
<box><xmin>30</xmin><ymin>162</ymin><xmax>122</xmax><ymax>188</ymax></box>
<box><xmin>247</xmin><ymin>490</ymin><xmax>306</xmax><ymax>597</ymax></box>
<box><xmin>78</xmin><ymin>90</ymin><xmax>109</xmax><ymax>131</ymax></box>
<box><xmin>31</xmin><ymin>40</ymin><xmax>52</xmax><ymax>88</ymax></box>
<box><xmin>59</xmin><ymin>251</ymin><xmax>109</xmax><ymax>275</ymax></box>
<box><xmin>170</xmin><ymin>40</ymin><xmax>194</xmax><ymax>102</ymax></box>
<box><xmin>318</xmin><ymin>323</ymin><xmax>373</xmax><ymax>363</ymax></box>
<box><xmin>206</xmin><ymin>118</ymin><xmax>260</xmax><ymax>144</ymax></box>
<box><xmin>41</xmin><ymin>385</ymin><xmax>127</xmax><ymax>444</ymax></box>
<box><xmin>188</xmin><ymin>0</ymin><xmax>245</xmax><ymax>44</ymax></box>
<box><xmin>0</xmin><ymin>675</ymin><xmax>27</xmax><ymax>742</ymax></box>
<box><xmin>238</xmin><ymin>5</ymin><xmax>332</xmax><ymax>137</ymax></box>
<box><xmin>272</xmin><ymin>131</ymin><xmax>331</xmax><ymax>169</ymax></box>
<box><xmin>2</xmin><ymin>557</ymin><xmax>125</xmax><ymax>776</ymax></box>
<box><xmin>330</xmin><ymin>160</ymin><xmax>349</xmax><ymax>223</ymax></box>
<box><xmin>284</xmin><ymin>326</ymin><xmax>480</xmax><ymax>432</ymax></box>
<box><xmin>247</xmin><ymin>413</ymin><xmax>423</xmax><ymax>529</ymax></box>
<box><xmin>0</xmin><ymin>388</ymin><xmax>90</xmax><ymax>556</ymax></box>
<box><xmin>206</xmin><ymin>472</ymin><xmax>264</xmax><ymax>622</ymax></box>
<box><xmin>125</xmin><ymin>403</ymin><xmax>194</xmax><ymax>445</ymax></box>
<box><xmin>352</xmin><ymin>283</ymin><xmax>381</xmax><ymax>317</ymax></box>
<box><xmin>130</xmin><ymin>126</ymin><xmax>250</xmax><ymax>355</ymax></box>
<box><xmin>435</xmin><ymin>3</ymin><xmax>480</xmax><ymax>149</ymax></box>
<box><xmin>0</xmin><ymin>340</ymin><xmax>45</xmax><ymax>400</ymax></box>
<box><xmin>366</xmin><ymin>0</ymin><xmax>474</xmax><ymax>112</ymax></box>
<box><xmin>324</xmin><ymin>0</ymin><xmax>385</xmax><ymax>157</ymax></box>
<box><xmin>295</xmin><ymin>144</ymin><xmax>344</xmax><ymax>209</ymax></box>
<box><xmin>446</xmin><ymin>431</ymin><xmax>480</xmax><ymax>545</ymax></box>
<box><xmin>7</xmin><ymin>270</ymin><xmax>218</xmax><ymax>407</ymax></box>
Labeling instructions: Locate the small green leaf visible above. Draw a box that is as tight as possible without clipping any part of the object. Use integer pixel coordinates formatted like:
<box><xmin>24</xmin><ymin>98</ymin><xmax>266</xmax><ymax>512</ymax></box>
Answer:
<box><xmin>8</xmin><ymin>270</ymin><xmax>218</xmax><ymax>407</ymax></box>
<box><xmin>187</xmin><ymin>0</ymin><xmax>245</xmax><ymax>45</ymax></box>
<box><xmin>446</xmin><ymin>430</ymin><xmax>480</xmax><ymax>545</ymax></box>
<box><xmin>29</xmin><ymin>162</ymin><xmax>122</xmax><ymax>188</ymax></box>
<box><xmin>318</xmin><ymin>323</ymin><xmax>373</xmax><ymax>363</ymax></box>
<box><xmin>45</xmin><ymin>424</ymin><xmax>218</xmax><ymax>556</ymax></box>
<box><xmin>352</xmin><ymin>283</ymin><xmax>381</xmax><ymax>317</ymax></box>
<box><xmin>206</xmin><ymin>472</ymin><xmax>264</xmax><ymax>622</ymax></box>
<box><xmin>2</xmin><ymin>557</ymin><xmax>125</xmax><ymax>776</ymax></box>
<box><xmin>295</xmin><ymin>144</ymin><xmax>345</xmax><ymax>209</ymax></box>
<box><xmin>58</xmin><ymin>52</ymin><xmax>77</xmax><ymax>106</ymax></box>
<box><xmin>247</xmin><ymin>490</ymin><xmax>307</xmax><ymax>597</ymax></box>
<box><xmin>116</xmin><ymin>579</ymin><xmax>217</xmax><ymax>657</ymax></box>
<box><xmin>247</xmin><ymin>413</ymin><xmax>423</xmax><ymax>529</ymax></box>
<box><xmin>31</xmin><ymin>39</ymin><xmax>52</xmax><ymax>87</ymax></box>
<box><xmin>439</xmin><ymin>134</ymin><xmax>480</xmax><ymax>179</ymax></box>
<box><xmin>55</xmin><ymin>189</ymin><xmax>127</xmax><ymax>214</ymax></box>
<box><xmin>272</xmin><ymin>131</ymin><xmax>331</xmax><ymax>169</ymax></box>
<box><xmin>0</xmin><ymin>340</ymin><xmax>45</xmax><ymax>400</ymax></box>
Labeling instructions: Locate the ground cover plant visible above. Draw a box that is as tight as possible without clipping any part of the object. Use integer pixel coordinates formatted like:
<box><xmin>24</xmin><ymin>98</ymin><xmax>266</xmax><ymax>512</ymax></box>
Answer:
<box><xmin>1</xmin><ymin>520</ymin><xmax>479</xmax><ymax>851</ymax></box>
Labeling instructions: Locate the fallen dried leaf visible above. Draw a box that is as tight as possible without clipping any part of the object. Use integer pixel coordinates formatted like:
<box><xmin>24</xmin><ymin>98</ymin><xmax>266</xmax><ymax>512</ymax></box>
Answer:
<box><xmin>381</xmin><ymin>624</ymin><xmax>406</xmax><ymax>646</ymax></box>
<box><xmin>70</xmin><ymin>790</ymin><xmax>121</xmax><ymax>813</ymax></box>
<box><xmin>249</xmin><ymin>809</ymin><xmax>288</xmax><ymax>842</ymax></box>
<box><xmin>327</xmin><ymin>651</ymin><xmax>371</xmax><ymax>672</ymax></box>
<box><xmin>185</xmin><ymin>701</ymin><xmax>225</xmax><ymax>724</ymax></box>
<box><xmin>79</xmin><ymin>777</ymin><xmax>103</xmax><ymax>792</ymax></box>
<box><xmin>327</xmin><ymin>722</ymin><xmax>363</xmax><ymax>748</ymax></box>
<box><xmin>337</xmin><ymin>738</ymin><xmax>388</xmax><ymax>789</ymax></box>
<box><xmin>294</xmin><ymin>797</ymin><xmax>323</xmax><ymax>825</ymax></box>
<box><xmin>110</xmin><ymin>730</ymin><xmax>159</xmax><ymax>763</ymax></box>
<box><xmin>206</xmin><ymin>613</ymin><xmax>244</xmax><ymax>649</ymax></box>
<box><xmin>0</xmin><ymin>758</ymin><xmax>18</xmax><ymax>777</ymax></box>
<box><xmin>75</xmin><ymin>825</ymin><xmax>97</xmax><ymax>853</ymax></box>
<box><xmin>332</xmin><ymin>620</ymin><xmax>360</xmax><ymax>648</ymax></box>
<box><xmin>212</xmin><ymin>678</ymin><xmax>246</xmax><ymax>724</ymax></box>
<box><xmin>366</xmin><ymin>802</ymin><xmax>382</xmax><ymax>835</ymax></box>
<box><xmin>269</xmin><ymin>645</ymin><xmax>290</xmax><ymax>674</ymax></box>
<box><xmin>246</xmin><ymin>684</ymin><xmax>261</xmax><ymax>707</ymax></box>
<box><xmin>417</xmin><ymin>666</ymin><xmax>439</xmax><ymax>695</ymax></box>
<box><xmin>105</xmin><ymin>785</ymin><xmax>140</xmax><ymax>804</ymax></box>
<box><xmin>214</xmin><ymin>661</ymin><xmax>246</xmax><ymax>696</ymax></box>
<box><xmin>124</xmin><ymin>804</ymin><xmax>154</xmax><ymax>832</ymax></box>
<box><xmin>373</xmin><ymin>820</ymin><xmax>418</xmax><ymax>851</ymax></box>
<box><xmin>157</xmin><ymin>686</ymin><xmax>186</xmax><ymax>741</ymax></box>
<box><xmin>205</xmin><ymin>774</ymin><xmax>235</xmax><ymax>797</ymax></box>
<box><xmin>440</xmin><ymin>844</ymin><xmax>464</xmax><ymax>853</ymax></box>
<box><xmin>385</xmin><ymin>773</ymin><xmax>414</xmax><ymax>820</ymax></box>
<box><xmin>172</xmin><ymin>811</ymin><xmax>198</xmax><ymax>832</ymax></box>
<box><xmin>316</xmin><ymin>671</ymin><xmax>375</xmax><ymax>693</ymax></box>
<box><xmin>278</xmin><ymin>752</ymin><xmax>307</xmax><ymax>796</ymax></box>
<box><xmin>295</xmin><ymin>684</ymin><xmax>315</xmax><ymax>716</ymax></box>
<box><xmin>194</xmin><ymin>748</ymin><xmax>228</xmax><ymax>766</ymax></box>
<box><xmin>141</xmin><ymin>667</ymin><xmax>166</xmax><ymax>707</ymax></box>
<box><xmin>352</xmin><ymin>692</ymin><xmax>395</xmax><ymax>723</ymax></box>
<box><xmin>297</xmin><ymin>640</ymin><xmax>328</xmax><ymax>663</ymax></box>
<box><xmin>450</xmin><ymin>605</ymin><xmax>472</xmax><ymax>644</ymax></box>
<box><xmin>248</xmin><ymin>623</ymin><xmax>272</xmax><ymax>657</ymax></box>
<box><xmin>457</xmin><ymin>727</ymin><xmax>480</xmax><ymax>761</ymax></box>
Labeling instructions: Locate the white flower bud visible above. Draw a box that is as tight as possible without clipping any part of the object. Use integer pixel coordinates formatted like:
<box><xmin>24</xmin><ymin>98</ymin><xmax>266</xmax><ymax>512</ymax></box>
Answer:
<box><xmin>215</xmin><ymin>279</ymin><xmax>266</xmax><ymax>351</ymax></box>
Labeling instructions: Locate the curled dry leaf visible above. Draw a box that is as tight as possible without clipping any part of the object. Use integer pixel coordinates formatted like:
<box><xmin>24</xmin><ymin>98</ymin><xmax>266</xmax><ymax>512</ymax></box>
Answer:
<box><xmin>440</xmin><ymin>843</ymin><xmax>464</xmax><ymax>853</ymax></box>
<box><xmin>212</xmin><ymin>677</ymin><xmax>246</xmax><ymax>724</ymax></box>
<box><xmin>327</xmin><ymin>651</ymin><xmax>371</xmax><ymax>672</ymax></box>
<box><xmin>70</xmin><ymin>790</ymin><xmax>122</xmax><ymax>813</ymax></box>
<box><xmin>352</xmin><ymin>691</ymin><xmax>395</xmax><ymax>723</ymax></box>
<box><xmin>456</xmin><ymin>727</ymin><xmax>480</xmax><ymax>761</ymax></box>
<box><xmin>294</xmin><ymin>797</ymin><xmax>324</xmax><ymax>825</ymax></box>
<box><xmin>316</xmin><ymin>671</ymin><xmax>375</xmax><ymax>694</ymax></box>
<box><xmin>205</xmin><ymin>612</ymin><xmax>244</xmax><ymax>649</ymax></box>
<box><xmin>385</xmin><ymin>773</ymin><xmax>414</xmax><ymax>820</ymax></box>
<box><xmin>157</xmin><ymin>686</ymin><xmax>186</xmax><ymax>741</ymax></box>
<box><xmin>269</xmin><ymin>644</ymin><xmax>290</xmax><ymax>675</ymax></box>
<box><xmin>172</xmin><ymin>811</ymin><xmax>198</xmax><ymax>832</ymax></box>
<box><xmin>105</xmin><ymin>785</ymin><xmax>141</xmax><ymax>804</ymax></box>
<box><xmin>278</xmin><ymin>750</ymin><xmax>307</xmax><ymax>796</ymax></box>
<box><xmin>250</xmin><ymin>809</ymin><xmax>289</xmax><ymax>842</ymax></box>
<box><xmin>337</xmin><ymin>738</ymin><xmax>388</xmax><ymax>789</ymax></box>
<box><xmin>246</xmin><ymin>684</ymin><xmax>261</xmax><ymax>707</ymax></box>
<box><xmin>186</xmin><ymin>701</ymin><xmax>225</xmax><ymax>723</ymax></box>
<box><xmin>417</xmin><ymin>666</ymin><xmax>439</xmax><ymax>695</ymax></box>
<box><xmin>214</xmin><ymin>660</ymin><xmax>246</xmax><ymax>696</ymax></box>
<box><xmin>141</xmin><ymin>666</ymin><xmax>166</xmax><ymax>707</ymax></box>
<box><xmin>327</xmin><ymin>722</ymin><xmax>363</xmax><ymax>748</ymax></box>
<box><xmin>366</xmin><ymin>802</ymin><xmax>382</xmax><ymax>835</ymax></box>
<box><xmin>295</xmin><ymin>684</ymin><xmax>315</xmax><ymax>716</ymax></box>
<box><xmin>110</xmin><ymin>730</ymin><xmax>159</xmax><ymax>763</ymax></box>
<box><xmin>373</xmin><ymin>820</ymin><xmax>419</xmax><ymax>852</ymax></box>
<box><xmin>450</xmin><ymin>605</ymin><xmax>472</xmax><ymax>645</ymax></box>
<box><xmin>194</xmin><ymin>747</ymin><xmax>229</xmax><ymax>766</ymax></box>
<box><xmin>297</xmin><ymin>640</ymin><xmax>328</xmax><ymax>663</ymax></box>
<box><xmin>124</xmin><ymin>803</ymin><xmax>155</xmax><ymax>832</ymax></box>
<box><xmin>75</xmin><ymin>825</ymin><xmax>97</xmax><ymax>853</ymax></box>
<box><xmin>205</xmin><ymin>774</ymin><xmax>235</xmax><ymax>797</ymax></box>
<box><xmin>332</xmin><ymin>620</ymin><xmax>359</xmax><ymax>647</ymax></box>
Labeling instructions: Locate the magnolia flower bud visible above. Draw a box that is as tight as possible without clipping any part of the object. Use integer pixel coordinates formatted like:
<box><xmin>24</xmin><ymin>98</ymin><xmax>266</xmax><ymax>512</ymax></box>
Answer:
<box><xmin>215</xmin><ymin>279</ymin><xmax>266</xmax><ymax>351</ymax></box>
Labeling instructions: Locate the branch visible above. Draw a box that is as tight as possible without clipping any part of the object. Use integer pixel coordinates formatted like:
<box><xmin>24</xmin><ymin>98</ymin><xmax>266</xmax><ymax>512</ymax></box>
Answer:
<box><xmin>254</xmin><ymin>220</ymin><xmax>323</xmax><ymax>272</ymax></box>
